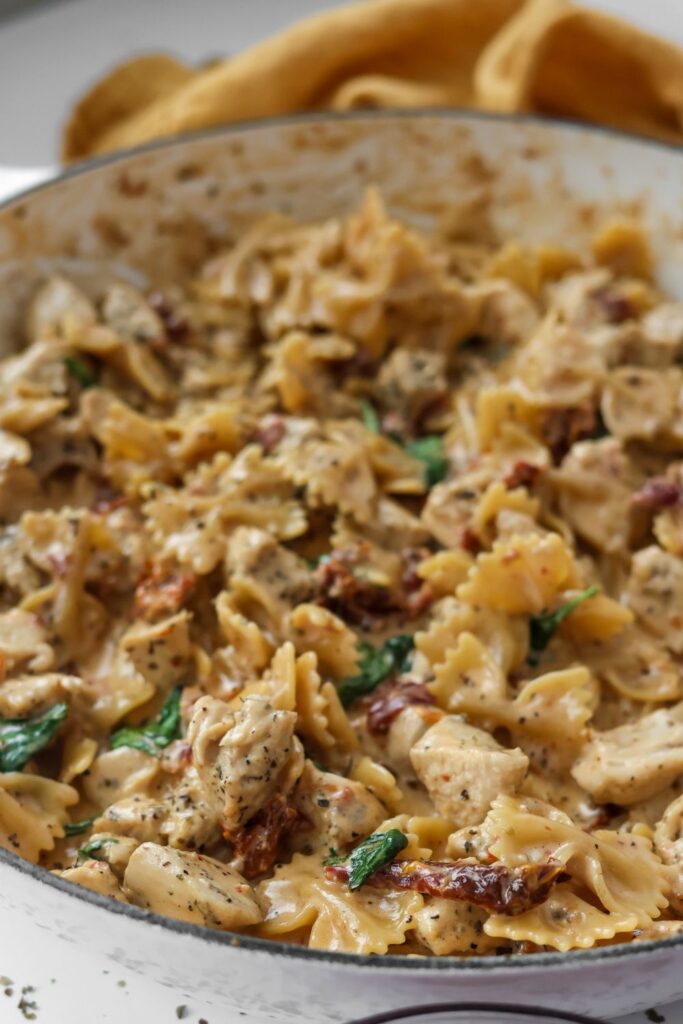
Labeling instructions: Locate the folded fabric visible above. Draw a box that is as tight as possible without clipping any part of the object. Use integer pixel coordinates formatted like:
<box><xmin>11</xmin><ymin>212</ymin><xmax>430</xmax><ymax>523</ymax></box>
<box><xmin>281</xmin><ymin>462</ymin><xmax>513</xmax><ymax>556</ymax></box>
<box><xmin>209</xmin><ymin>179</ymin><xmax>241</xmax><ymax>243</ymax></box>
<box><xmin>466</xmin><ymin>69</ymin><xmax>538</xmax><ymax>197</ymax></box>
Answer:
<box><xmin>62</xmin><ymin>0</ymin><xmax>683</xmax><ymax>162</ymax></box>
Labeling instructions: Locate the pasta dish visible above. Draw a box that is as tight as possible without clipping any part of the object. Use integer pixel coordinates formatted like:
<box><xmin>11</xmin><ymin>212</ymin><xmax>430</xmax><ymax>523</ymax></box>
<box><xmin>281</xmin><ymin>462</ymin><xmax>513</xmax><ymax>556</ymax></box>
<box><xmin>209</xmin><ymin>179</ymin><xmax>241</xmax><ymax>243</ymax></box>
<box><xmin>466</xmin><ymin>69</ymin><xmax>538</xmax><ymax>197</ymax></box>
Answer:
<box><xmin>2</xmin><ymin>188</ymin><xmax>683</xmax><ymax>957</ymax></box>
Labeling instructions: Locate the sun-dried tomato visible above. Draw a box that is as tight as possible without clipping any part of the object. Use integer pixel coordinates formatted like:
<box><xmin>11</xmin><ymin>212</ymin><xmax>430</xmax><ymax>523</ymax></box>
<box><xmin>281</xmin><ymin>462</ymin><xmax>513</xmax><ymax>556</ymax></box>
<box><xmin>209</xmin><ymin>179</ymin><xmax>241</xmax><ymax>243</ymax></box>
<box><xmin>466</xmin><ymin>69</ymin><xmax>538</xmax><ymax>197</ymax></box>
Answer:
<box><xmin>503</xmin><ymin>460</ymin><xmax>542</xmax><ymax>491</ymax></box>
<box><xmin>366</xmin><ymin>680</ymin><xmax>438</xmax><ymax>735</ymax></box>
<box><xmin>632</xmin><ymin>476</ymin><xmax>681</xmax><ymax>509</ymax></box>
<box><xmin>314</xmin><ymin>544</ymin><xmax>433</xmax><ymax>625</ymax></box>
<box><xmin>541</xmin><ymin>403</ymin><xmax>600</xmax><ymax>464</ymax></box>
<box><xmin>228</xmin><ymin>794</ymin><xmax>298</xmax><ymax>879</ymax></box>
<box><xmin>134</xmin><ymin>562</ymin><xmax>196</xmax><ymax>622</ymax></box>
<box><xmin>324</xmin><ymin>857</ymin><xmax>562</xmax><ymax>915</ymax></box>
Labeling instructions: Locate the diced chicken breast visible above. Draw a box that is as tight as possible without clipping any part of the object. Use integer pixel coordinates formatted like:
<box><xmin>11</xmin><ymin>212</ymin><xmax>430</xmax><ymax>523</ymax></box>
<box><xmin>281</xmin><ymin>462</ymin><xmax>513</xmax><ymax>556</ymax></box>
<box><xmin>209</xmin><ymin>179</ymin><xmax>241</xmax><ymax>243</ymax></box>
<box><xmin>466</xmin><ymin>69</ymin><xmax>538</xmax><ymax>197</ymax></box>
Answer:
<box><xmin>413</xmin><ymin>897</ymin><xmax>496</xmax><ymax>955</ymax></box>
<box><xmin>123</xmin><ymin>842</ymin><xmax>262</xmax><ymax>929</ymax></box>
<box><xmin>188</xmin><ymin>695</ymin><xmax>303</xmax><ymax>833</ymax></box>
<box><xmin>410</xmin><ymin>717</ymin><xmax>528</xmax><ymax>826</ymax></box>
<box><xmin>376</xmin><ymin>347</ymin><xmax>447</xmax><ymax>426</ymax></box>
<box><xmin>61</xmin><ymin>860</ymin><xmax>128</xmax><ymax>902</ymax></box>
<box><xmin>0</xmin><ymin>609</ymin><xmax>54</xmax><ymax>674</ymax></box>
<box><xmin>78</xmin><ymin>833</ymin><xmax>140</xmax><ymax>880</ymax></box>
<box><xmin>289</xmin><ymin>760</ymin><xmax>385</xmax><ymax>852</ymax></box>
<box><xmin>160</xmin><ymin>766</ymin><xmax>220</xmax><ymax>850</ymax></box>
<box><xmin>119</xmin><ymin>611</ymin><xmax>192</xmax><ymax>690</ymax></box>
<box><xmin>82</xmin><ymin>747</ymin><xmax>159</xmax><ymax>806</ymax></box>
<box><xmin>572</xmin><ymin>702</ymin><xmax>683</xmax><ymax>805</ymax></box>
<box><xmin>93</xmin><ymin>794</ymin><xmax>167</xmax><ymax>844</ymax></box>
<box><xmin>626</xmin><ymin>546</ymin><xmax>683</xmax><ymax>653</ymax></box>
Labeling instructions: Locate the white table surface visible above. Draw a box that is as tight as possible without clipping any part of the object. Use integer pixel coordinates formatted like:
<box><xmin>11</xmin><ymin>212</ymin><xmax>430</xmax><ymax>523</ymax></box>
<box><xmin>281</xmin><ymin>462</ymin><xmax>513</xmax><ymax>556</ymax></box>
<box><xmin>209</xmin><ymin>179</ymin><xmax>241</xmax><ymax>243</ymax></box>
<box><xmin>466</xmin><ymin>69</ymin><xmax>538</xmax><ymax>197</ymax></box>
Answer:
<box><xmin>1</xmin><ymin>1</ymin><xmax>683</xmax><ymax>1021</ymax></box>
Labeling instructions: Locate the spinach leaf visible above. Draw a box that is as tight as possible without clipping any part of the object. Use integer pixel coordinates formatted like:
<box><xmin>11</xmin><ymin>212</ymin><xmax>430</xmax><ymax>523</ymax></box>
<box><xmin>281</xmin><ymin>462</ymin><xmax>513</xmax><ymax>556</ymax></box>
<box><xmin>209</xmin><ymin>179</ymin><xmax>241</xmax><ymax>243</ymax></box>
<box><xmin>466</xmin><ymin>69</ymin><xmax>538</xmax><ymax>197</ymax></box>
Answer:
<box><xmin>110</xmin><ymin>687</ymin><xmax>182</xmax><ymax>755</ymax></box>
<box><xmin>405</xmin><ymin>435</ymin><xmax>448</xmax><ymax>488</ymax></box>
<box><xmin>357</xmin><ymin>401</ymin><xmax>448</xmax><ymax>487</ymax></box>
<box><xmin>77</xmin><ymin>837</ymin><xmax>118</xmax><ymax>864</ymax></box>
<box><xmin>360</xmin><ymin>399</ymin><xmax>381</xmax><ymax>434</ymax></box>
<box><xmin>64</xmin><ymin>355</ymin><xmax>97</xmax><ymax>389</ymax></box>
<box><xmin>0</xmin><ymin>703</ymin><xmax>68</xmax><ymax>773</ymax></box>
<box><xmin>528</xmin><ymin>584</ymin><xmax>600</xmax><ymax>665</ymax></box>
<box><xmin>337</xmin><ymin>634</ymin><xmax>414</xmax><ymax>708</ymax></box>
<box><xmin>334</xmin><ymin>830</ymin><xmax>408</xmax><ymax>890</ymax></box>
<box><xmin>64</xmin><ymin>817</ymin><xmax>96</xmax><ymax>837</ymax></box>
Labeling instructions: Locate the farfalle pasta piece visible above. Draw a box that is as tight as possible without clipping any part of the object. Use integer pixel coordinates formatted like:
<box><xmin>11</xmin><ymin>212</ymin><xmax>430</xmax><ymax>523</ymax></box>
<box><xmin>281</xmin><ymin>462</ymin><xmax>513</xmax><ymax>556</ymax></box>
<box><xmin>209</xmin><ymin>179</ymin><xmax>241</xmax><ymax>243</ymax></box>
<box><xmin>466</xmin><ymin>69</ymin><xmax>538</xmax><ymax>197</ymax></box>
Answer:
<box><xmin>0</xmin><ymin>773</ymin><xmax>78</xmax><ymax>863</ymax></box>
<box><xmin>415</xmin><ymin>598</ymin><xmax>527</xmax><ymax>674</ymax></box>
<box><xmin>215</xmin><ymin>590</ymin><xmax>274</xmax><ymax>676</ymax></box>
<box><xmin>472</xmin><ymin>482</ymin><xmax>540</xmax><ymax>541</ymax></box>
<box><xmin>515</xmin><ymin>319</ymin><xmax>605</xmax><ymax>408</ymax></box>
<box><xmin>581</xmin><ymin>625</ymin><xmax>683</xmax><ymax>703</ymax></box>
<box><xmin>556</xmin><ymin>590</ymin><xmax>633</xmax><ymax>645</ymax></box>
<box><xmin>430</xmin><ymin>632</ymin><xmax>595</xmax><ymax>741</ymax></box>
<box><xmin>457</xmin><ymin>533</ymin><xmax>577</xmax><ymax>615</ymax></box>
<box><xmin>287</xmin><ymin>603</ymin><xmax>359</xmax><ymax>680</ymax></box>
<box><xmin>294</xmin><ymin>651</ymin><xmax>358</xmax><ymax>753</ymax></box>
<box><xmin>416</xmin><ymin>550</ymin><xmax>474</xmax><ymax>597</ymax></box>
<box><xmin>81</xmin><ymin>389</ymin><xmax>174</xmax><ymax>491</ymax></box>
<box><xmin>260</xmin><ymin>331</ymin><xmax>357</xmax><ymax>417</ymax></box>
<box><xmin>483</xmin><ymin>796</ymin><xmax>668</xmax><ymax>950</ymax></box>
<box><xmin>475</xmin><ymin>384</ymin><xmax>542</xmax><ymax>452</ymax></box>
<box><xmin>77</xmin><ymin>631</ymin><xmax>155</xmax><ymax>731</ymax></box>
<box><xmin>224</xmin><ymin>527</ymin><xmax>314</xmax><ymax>639</ymax></box>
<box><xmin>257</xmin><ymin>852</ymin><xmax>422</xmax><ymax>954</ymax></box>
<box><xmin>653</xmin><ymin>794</ymin><xmax>683</xmax><ymax>911</ymax></box>
<box><xmin>349</xmin><ymin>756</ymin><xmax>404</xmax><ymax>813</ymax></box>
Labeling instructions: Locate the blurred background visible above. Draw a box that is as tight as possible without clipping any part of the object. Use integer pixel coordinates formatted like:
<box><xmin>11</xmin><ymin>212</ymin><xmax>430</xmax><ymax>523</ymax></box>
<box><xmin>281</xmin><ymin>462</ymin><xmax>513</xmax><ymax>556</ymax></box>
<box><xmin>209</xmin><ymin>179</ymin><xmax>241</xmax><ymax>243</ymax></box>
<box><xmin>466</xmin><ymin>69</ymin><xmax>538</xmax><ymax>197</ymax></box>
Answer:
<box><xmin>0</xmin><ymin>0</ymin><xmax>681</xmax><ymax>166</ymax></box>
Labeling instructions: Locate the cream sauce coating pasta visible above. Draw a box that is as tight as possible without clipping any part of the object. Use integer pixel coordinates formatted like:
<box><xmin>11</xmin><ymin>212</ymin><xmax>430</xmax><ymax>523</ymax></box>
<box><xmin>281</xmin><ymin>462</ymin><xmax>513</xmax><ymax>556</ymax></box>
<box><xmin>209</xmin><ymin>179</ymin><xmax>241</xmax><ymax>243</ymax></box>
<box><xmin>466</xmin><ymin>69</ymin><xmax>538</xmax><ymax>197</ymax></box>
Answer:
<box><xmin>1</xmin><ymin>190</ymin><xmax>682</xmax><ymax>955</ymax></box>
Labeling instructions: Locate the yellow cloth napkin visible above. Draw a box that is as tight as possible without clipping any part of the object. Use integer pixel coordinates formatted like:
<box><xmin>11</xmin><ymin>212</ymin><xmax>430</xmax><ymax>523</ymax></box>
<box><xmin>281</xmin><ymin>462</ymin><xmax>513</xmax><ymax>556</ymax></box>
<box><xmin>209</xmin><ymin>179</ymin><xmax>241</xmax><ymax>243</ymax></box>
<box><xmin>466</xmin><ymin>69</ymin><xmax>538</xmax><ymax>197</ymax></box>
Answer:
<box><xmin>62</xmin><ymin>0</ymin><xmax>683</xmax><ymax>162</ymax></box>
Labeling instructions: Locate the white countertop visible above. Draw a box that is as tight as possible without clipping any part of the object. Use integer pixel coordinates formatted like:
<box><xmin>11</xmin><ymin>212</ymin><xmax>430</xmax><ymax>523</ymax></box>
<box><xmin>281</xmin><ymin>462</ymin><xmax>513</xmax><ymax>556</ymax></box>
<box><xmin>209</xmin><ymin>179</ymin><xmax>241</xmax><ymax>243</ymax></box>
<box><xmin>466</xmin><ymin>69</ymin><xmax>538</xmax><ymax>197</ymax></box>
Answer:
<box><xmin>1</xmin><ymin>1</ymin><xmax>683</xmax><ymax>1021</ymax></box>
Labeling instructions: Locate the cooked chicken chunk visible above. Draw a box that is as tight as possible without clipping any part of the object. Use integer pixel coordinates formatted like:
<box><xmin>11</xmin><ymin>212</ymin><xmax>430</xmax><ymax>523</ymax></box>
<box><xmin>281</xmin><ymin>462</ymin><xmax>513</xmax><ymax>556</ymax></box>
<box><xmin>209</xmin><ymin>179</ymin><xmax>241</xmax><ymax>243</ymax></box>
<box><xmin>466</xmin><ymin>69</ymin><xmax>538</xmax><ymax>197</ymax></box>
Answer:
<box><xmin>376</xmin><ymin>347</ymin><xmax>447</xmax><ymax>427</ymax></box>
<box><xmin>160</xmin><ymin>766</ymin><xmax>220</xmax><ymax>850</ymax></box>
<box><xmin>123</xmin><ymin>842</ymin><xmax>262</xmax><ymax>929</ymax></box>
<box><xmin>554</xmin><ymin>438</ymin><xmax>642</xmax><ymax>553</ymax></box>
<box><xmin>76</xmin><ymin>833</ymin><xmax>140</xmax><ymax>880</ymax></box>
<box><xmin>120</xmin><ymin>611</ymin><xmax>193</xmax><ymax>690</ymax></box>
<box><xmin>626</xmin><ymin>546</ymin><xmax>683</xmax><ymax>654</ymax></box>
<box><xmin>413</xmin><ymin>897</ymin><xmax>496</xmax><ymax>955</ymax></box>
<box><xmin>289</xmin><ymin>760</ymin><xmax>385</xmax><ymax>852</ymax></box>
<box><xmin>188</xmin><ymin>695</ymin><xmax>303</xmax><ymax>833</ymax></box>
<box><xmin>410</xmin><ymin>717</ymin><xmax>528</xmax><ymax>826</ymax></box>
<box><xmin>224</xmin><ymin>527</ymin><xmax>314</xmax><ymax>630</ymax></box>
<box><xmin>82</xmin><ymin>747</ymin><xmax>159</xmax><ymax>807</ymax></box>
<box><xmin>0</xmin><ymin>609</ymin><xmax>54</xmax><ymax>674</ymax></box>
<box><xmin>60</xmin><ymin>861</ymin><xmax>128</xmax><ymax>902</ymax></box>
<box><xmin>93</xmin><ymin>793</ymin><xmax>167</xmax><ymax>844</ymax></box>
<box><xmin>27</xmin><ymin>275</ymin><xmax>96</xmax><ymax>339</ymax></box>
<box><xmin>572</xmin><ymin>702</ymin><xmax>683</xmax><ymax>804</ymax></box>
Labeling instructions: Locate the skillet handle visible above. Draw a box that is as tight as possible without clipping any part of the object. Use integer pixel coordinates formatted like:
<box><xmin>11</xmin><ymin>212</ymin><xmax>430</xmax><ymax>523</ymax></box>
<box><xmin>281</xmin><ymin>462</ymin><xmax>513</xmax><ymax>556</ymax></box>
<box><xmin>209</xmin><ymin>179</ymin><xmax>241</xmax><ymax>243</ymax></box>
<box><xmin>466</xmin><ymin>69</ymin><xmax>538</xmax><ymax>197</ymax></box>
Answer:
<box><xmin>0</xmin><ymin>166</ymin><xmax>55</xmax><ymax>203</ymax></box>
